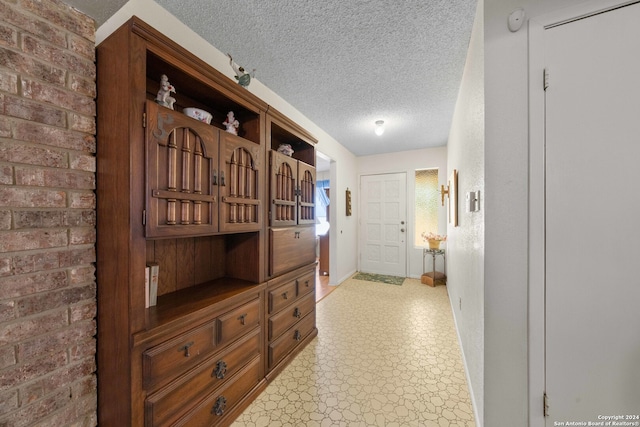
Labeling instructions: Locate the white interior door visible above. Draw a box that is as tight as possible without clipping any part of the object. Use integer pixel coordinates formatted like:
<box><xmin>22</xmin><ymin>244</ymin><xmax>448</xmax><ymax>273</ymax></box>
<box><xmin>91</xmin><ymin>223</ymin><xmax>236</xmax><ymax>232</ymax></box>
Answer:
<box><xmin>544</xmin><ymin>3</ymin><xmax>640</xmax><ymax>422</ymax></box>
<box><xmin>359</xmin><ymin>173</ymin><xmax>407</xmax><ymax>277</ymax></box>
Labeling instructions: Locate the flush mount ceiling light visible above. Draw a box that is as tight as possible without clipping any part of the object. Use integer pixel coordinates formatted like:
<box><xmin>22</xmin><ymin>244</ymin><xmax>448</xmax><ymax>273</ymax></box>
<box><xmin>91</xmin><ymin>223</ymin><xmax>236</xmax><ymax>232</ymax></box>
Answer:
<box><xmin>374</xmin><ymin>120</ymin><xmax>385</xmax><ymax>136</ymax></box>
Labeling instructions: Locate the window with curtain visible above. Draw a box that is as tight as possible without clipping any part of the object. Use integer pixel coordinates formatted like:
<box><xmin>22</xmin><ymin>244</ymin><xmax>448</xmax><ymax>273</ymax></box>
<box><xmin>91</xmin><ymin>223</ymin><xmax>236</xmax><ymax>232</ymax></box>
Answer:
<box><xmin>414</xmin><ymin>169</ymin><xmax>439</xmax><ymax>247</ymax></box>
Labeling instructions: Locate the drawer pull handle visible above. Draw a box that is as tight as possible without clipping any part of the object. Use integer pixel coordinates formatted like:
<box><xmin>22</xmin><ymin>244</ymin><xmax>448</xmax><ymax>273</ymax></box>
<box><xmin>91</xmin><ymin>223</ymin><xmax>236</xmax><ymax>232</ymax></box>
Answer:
<box><xmin>179</xmin><ymin>341</ymin><xmax>194</xmax><ymax>357</ymax></box>
<box><xmin>237</xmin><ymin>313</ymin><xmax>247</xmax><ymax>325</ymax></box>
<box><xmin>214</xmin><ymin>360</ymin><xmax>227</xmax><ymax>379</ymax></box>
<box><xmin>294</xmin><ymin>330</ymin><xmax>302</xmax><ymax>341</ymax></box>
<box><xmin>293</xmin><ymin>307</ymin><xmax>301</xmax><ymax>318</ymax></box>
<box><xmin>212</xmin><ymin>396</ymin><xmax>227</xmax><ymax>416</ymax></box>
<box><xmin>304</xmin><ymin>280</ymin><xmax>310</xmax><ymax>287</ymax></box>
<box><xmin>282</xmin><ymin>291</ymin><xmax>289</xmax><ymax>300</ymax></box>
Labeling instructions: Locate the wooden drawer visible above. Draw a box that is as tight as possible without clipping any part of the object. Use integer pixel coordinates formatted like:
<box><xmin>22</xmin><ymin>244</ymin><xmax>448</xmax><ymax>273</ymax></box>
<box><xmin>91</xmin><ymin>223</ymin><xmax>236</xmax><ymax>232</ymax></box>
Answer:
<box><xmin>269</xmin><ymin>291</ymin><xmax>316</xmax><ymax>340</ymax></box>
<box><xmin>268</xmin><ymin>278</ymin><xmax>298</xmax><ymax>314</ymax></box>
<box><xmin>174</xmin><ymin>356</ymin><xmax>262</xmax><ymax>426</ymax></box>
<box><xmin>296</xmin><ymin>270</ymin><xmax>315</xmax><ymax>297</ymax></box>
<box><xmin>145</xmin><ymin>328</ymin><xmax>260</xmax><ymax>427</ymax></box>
<box><xmin>270</xmin><ymin>226</ymin><xmax>316</xmax><ymax>276</ymax></box>
<box><xmin>143</xmin><ymin>321</ymin><xmax>217</xmax><ymax>391</ymax></box>
<box><xmin>218</xmin><ymin>298</ymin><xmax>260</xmax><ymax>346</ymax></box>
<box><xmin>268</xmin><ymin>311</ymin><xmax>316</xmax><ymax>369</ymax></box>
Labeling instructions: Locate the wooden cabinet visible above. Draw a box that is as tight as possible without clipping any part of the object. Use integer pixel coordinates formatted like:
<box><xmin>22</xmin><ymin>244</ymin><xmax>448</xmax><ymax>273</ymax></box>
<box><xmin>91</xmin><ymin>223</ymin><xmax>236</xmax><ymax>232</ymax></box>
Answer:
<box><xmin>269</xmin><ymin>150</ymin><xmax>315</xmax><ymax>227</ymax></box>
<box><xmin>263</xmin><ymin>110</ymin><xmax>318</xmax><ymax>376</ymax></box>
<box><xmin>145</xmin><ymin>102</ymin><xmax>262</xmax><ymax>238</ymax></box>
<box><xmin>139</xmin><ymin>292</ymin><xmax>263</xmax><ymax>427</ymax></box>
<box><xmin>266</xmin><ymin>109</ymin><xmax>318</xmax><ymax>277</ymax></box>
<box><xmin>96</xmin><ymin>17</ymin><xmax>271</xmax><ymax>427</ymax></box>
<box><xmin>97</xmin><ymin>16</ymin><xmax>317</xmax><ymax>426</ymax></box>
<box><xmin>145</xmin><ymin>100</ymin><xmax>220</xmax><ymax>238</ymax></box>
<box><xmin>265</xmin><ymin>265</ymin><xmax>317</xmax><ymax>376</ymax></box>
<box><xmin>219</xmin><ymin>132</ymin><xmax>263</xmax><ymax>233</ymax></box>
<box><xmin>269</xmin><ymin>226</ymin><xmax>316</xmax><ymax>276</ymax></box>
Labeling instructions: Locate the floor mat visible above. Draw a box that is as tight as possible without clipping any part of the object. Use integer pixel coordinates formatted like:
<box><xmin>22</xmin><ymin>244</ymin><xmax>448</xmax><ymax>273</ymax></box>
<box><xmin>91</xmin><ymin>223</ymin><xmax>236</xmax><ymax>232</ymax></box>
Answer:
<box><xmin>352</xmin><ymin>272</ymin><xmax>405</xmax><ymax>285</ymax></box>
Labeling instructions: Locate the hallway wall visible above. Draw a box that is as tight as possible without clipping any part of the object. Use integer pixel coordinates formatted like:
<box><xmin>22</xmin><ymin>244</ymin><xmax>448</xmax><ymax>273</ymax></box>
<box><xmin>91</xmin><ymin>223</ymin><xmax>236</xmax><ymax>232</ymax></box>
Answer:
<box><xmin>484</xmin><ymin>0</ymin><xmax>595</xmax><ymax>425</ymax></box>
<box><xmin>446</xmin><ymin>0</ymin><xmax>484</xmax><ymax>423</ymax></box>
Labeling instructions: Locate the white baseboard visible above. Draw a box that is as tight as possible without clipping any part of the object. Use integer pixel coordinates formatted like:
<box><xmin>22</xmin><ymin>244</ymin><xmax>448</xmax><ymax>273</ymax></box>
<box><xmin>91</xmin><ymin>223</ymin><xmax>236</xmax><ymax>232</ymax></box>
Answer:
<box><xmin>447</xmin><ymin>293</ymin><xmax>482</xmax><ymax>427</ymax></box>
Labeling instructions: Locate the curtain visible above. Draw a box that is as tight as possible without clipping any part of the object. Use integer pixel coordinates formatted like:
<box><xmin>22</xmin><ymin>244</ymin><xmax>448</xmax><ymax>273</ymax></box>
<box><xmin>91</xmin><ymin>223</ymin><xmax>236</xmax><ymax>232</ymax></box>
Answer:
<box><xmin>316</xmin><ymin>179</ymin><xmax>330</xmax><ymax>209</ymax></box>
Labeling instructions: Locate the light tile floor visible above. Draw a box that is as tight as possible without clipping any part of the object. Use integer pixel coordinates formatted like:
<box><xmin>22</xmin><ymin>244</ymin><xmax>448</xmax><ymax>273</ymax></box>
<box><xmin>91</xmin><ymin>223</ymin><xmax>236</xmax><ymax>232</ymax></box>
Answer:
<box><xmin>233</xmin><ymin>277</ymin><xmax>476</xmax><ymax>427</ymax></box>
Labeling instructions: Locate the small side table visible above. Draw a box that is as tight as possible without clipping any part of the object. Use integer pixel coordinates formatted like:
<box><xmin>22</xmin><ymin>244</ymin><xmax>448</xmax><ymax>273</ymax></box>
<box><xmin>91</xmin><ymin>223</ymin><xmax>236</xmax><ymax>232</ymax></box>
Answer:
<box><xmin>422</xmin><ymin>248</ymin><xmax>446</xmax><ymax>287</ymax></box>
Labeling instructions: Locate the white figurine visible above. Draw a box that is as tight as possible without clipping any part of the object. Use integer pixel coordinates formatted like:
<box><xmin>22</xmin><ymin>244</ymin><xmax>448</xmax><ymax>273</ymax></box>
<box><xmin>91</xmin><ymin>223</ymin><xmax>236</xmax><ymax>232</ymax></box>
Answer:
<box><xmin>223</xmin><ymin>111</ymin><xmax>239</xmax><ymax>135</ymax></box>
<box><xmin>155</xmin><ymin>74</ymin><xmax>176</xmax><ymax>110</ymax></box>
<box><xmin>227</xmin><ymin>54</ymin><xmax>255</xmax><ymax>87</ymax></box>
<box><xmin>277</xmin><ymin>143</ymin><xmax>294</xmax><ymax>156</ymax></box>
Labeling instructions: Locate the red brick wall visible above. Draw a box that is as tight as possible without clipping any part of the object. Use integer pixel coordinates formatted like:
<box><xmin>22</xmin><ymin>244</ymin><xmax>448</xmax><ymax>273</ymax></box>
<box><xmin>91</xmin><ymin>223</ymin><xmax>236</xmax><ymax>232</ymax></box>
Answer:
<box><xmin>0</xmin><ymin>0</ymin><xmax>97</xmax><ymax>425</ymax></box>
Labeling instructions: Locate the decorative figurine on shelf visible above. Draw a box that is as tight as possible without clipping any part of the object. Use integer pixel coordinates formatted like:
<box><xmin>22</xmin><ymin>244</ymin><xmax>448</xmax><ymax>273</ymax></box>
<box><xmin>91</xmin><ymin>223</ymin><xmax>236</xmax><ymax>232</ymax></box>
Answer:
<box><xmin>227</xmin><ymin>53</ymin><xmax>255</xmax><ymax>87</ymax></box>
<box><xmin>155</xmin><ymin>74</ymin><xmax>176</xmax><ymax>110</ymax></box>
<box><xmin>277</xmin><ymin>143</ymin><xmax>294</xmax><ymax>156</ymax></box>
<box><xmin>222</xmin><ymin>111</ymin><xmax>239</xmax><ymax>135</ymax></box>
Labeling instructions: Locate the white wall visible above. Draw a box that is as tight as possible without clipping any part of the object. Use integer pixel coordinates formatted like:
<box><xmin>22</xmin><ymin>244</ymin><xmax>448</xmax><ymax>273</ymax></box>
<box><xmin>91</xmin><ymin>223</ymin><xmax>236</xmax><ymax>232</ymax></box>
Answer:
<box><xmin>484</xmin><ymin>0</ymin><xmax>588</xmax><ymax>425</ymax></box>
<box><xmin>358</xmin><ymin>147</ymin><xmax>447</xmax><ymax>279</ymax></box>
<box><xmin>96</xmin><ymin>0</ymin><xmax>359</xmax><ymax>286</ymax></box>
<box><xmin>446</xmin><ymin>0</ymin><xmax>484</xmax><ymax>423</ymax></box>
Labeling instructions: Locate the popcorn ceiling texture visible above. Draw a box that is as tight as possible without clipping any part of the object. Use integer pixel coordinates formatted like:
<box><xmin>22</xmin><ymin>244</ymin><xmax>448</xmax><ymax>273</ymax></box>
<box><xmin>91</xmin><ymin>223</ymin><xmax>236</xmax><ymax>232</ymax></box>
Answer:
<box><xmin>157</xmin><ymin>0</ymin><xmax>477</xmax><ymax>156</ymax></box>
<box><xmin>65</xmin><ymin>0</ymin><xmax>477</xmax><ymax>156</ymax></box>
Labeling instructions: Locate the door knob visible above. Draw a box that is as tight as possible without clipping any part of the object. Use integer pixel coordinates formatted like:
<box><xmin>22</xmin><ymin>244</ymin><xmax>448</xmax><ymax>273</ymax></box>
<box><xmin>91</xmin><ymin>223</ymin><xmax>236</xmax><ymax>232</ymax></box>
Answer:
<box><xmin>401</xmin><ymin>228</ymin><xmax>405</xmax><ymax>232</ymax></box>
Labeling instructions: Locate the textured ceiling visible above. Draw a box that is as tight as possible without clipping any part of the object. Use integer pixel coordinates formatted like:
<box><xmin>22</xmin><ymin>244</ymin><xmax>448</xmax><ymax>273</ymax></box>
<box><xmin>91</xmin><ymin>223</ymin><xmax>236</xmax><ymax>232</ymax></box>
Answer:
<box><xmin>65</xmin><ymin>0</ymin><xmax>477</xmax><ymax>158</ymax></box>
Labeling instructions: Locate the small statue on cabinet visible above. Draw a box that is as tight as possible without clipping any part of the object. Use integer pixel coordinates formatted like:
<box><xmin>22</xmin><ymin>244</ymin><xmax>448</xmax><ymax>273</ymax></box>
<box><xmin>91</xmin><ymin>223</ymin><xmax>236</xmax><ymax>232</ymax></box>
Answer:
<box><xmin>223</xmin><ymin>111</ymin><xmax>239</xmax><ymax>135</ymax></box>
<box><xmin>277</xmin><ymin>143</ymin><xmax>294</xmax><ymax>156</ymax></box>
<box><xmin>227</xmin><ymin>53</ymin><xmax>255</xmax><ymax>87</ymax></box>
<box><xmin>155</xmin><ymin>74</ymin><xmax>176</xmax><ymax>110</ymax></box>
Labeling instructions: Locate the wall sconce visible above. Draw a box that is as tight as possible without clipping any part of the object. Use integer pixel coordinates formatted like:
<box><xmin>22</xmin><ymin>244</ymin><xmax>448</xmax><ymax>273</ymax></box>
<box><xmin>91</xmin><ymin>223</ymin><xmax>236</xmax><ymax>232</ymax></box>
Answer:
<box><xmin>374</xmin><ymin>120</ymin><xmax>385</xmax><ymax>136</ymax></box>
<box><xmin>441</xmin><ymin>184</ymin><xmax>449</xmax><ymax>206</ymax></box>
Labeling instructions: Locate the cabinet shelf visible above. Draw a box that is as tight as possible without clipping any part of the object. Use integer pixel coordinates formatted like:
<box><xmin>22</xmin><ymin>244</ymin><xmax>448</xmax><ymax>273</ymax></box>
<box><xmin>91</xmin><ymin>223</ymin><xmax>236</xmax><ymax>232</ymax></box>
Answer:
<box><xmin>145</xmin><ymin>277</ymin><xmax>262</xmax><ymax>332</ymax></box>
<box><xmin>145</xmin><ymin>44</ymin><xmax>263</xmax><ymax>144</ymax></box>
<box><xmin>266</xmin><ymin>108</ymin><xmax>317</xmax><ymax>167</ymax></box>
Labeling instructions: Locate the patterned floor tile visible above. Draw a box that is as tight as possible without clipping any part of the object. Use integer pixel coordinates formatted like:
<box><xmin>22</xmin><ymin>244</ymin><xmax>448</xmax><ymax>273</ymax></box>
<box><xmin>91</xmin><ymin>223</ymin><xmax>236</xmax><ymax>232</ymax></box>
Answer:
<box><xmin>232</xmin><ymin>278</ymin><xmax>475</xmax><ymax>427</ymax></box>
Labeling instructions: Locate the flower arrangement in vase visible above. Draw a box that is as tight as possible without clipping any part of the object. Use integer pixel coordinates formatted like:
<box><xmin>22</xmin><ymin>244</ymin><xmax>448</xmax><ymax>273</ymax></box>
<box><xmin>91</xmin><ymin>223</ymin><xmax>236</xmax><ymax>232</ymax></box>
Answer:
<box><xmin>422</xmin><ymin>231</ymin><xmax>447</xmax><ymax>250</ymax></box>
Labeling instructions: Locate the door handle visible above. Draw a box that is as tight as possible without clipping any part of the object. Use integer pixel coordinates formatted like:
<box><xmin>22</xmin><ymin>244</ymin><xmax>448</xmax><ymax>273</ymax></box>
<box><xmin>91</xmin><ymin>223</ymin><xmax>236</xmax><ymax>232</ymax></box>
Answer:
<box><xmin>400</xmin><ymin>228</ymin><xmax>405</xmax><ymax>232</ymax></box>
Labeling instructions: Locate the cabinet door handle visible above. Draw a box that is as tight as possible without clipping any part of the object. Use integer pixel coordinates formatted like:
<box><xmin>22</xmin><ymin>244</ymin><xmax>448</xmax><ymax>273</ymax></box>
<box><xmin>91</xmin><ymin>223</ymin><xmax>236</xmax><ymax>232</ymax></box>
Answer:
<box><xmin>178</xmin><ymin>341</ymin><xmax>194</xmax><ymax>357</ymax></box>
<box><xmin>212</xmin><ymin>169</ymin><xmax>218</xmax><ymax>186</ymax></box>
<box><xmin>220</xmin><ymin>171</ymin><xmax>226</xmax><ymax>186</ymax></box>
<box><xmin>212</xmin><ymin>396</ymin><xmax>227</xmax><ymax>416</ymax></box>
<box><xmin>293</xmin><ymin>307</ymin><xmax>301</xmax><ymax>318</ymax></box>
<box><xmin>237</xmin><ymin>313</ymin><xmax>247</xmax><ymax>325</ymax></box>
<box><xmin>214</xmin><ymin>360</ymin><xmax>227</xmax><ymax>379</ymax></box>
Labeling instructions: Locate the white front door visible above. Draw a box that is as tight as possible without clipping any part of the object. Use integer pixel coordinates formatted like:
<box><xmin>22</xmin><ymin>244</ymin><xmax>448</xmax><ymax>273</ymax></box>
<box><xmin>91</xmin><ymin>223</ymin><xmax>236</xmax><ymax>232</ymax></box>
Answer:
<box><xmin>359</xmin><ymin>173</ymin><xmax>407</xmax><ymax>277</ymax></box>
<box><xmin>544</xmin><ymin>3</ymin><xmax>640</xmax><ymax>422</ymax></box>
